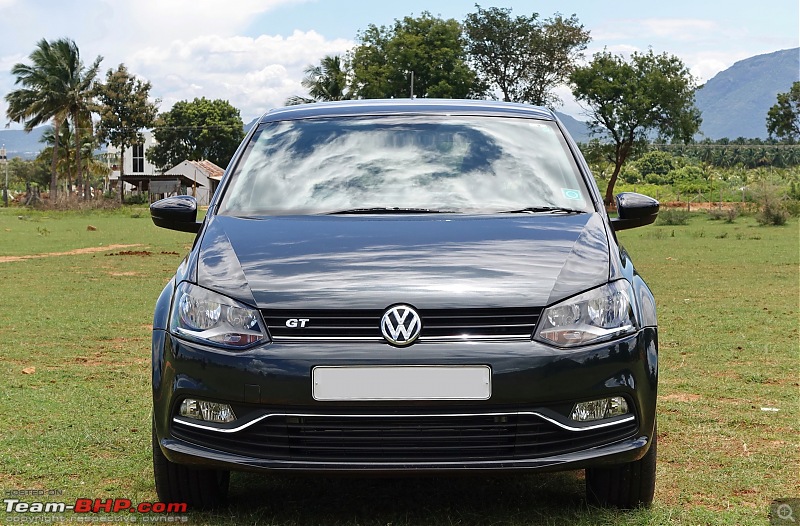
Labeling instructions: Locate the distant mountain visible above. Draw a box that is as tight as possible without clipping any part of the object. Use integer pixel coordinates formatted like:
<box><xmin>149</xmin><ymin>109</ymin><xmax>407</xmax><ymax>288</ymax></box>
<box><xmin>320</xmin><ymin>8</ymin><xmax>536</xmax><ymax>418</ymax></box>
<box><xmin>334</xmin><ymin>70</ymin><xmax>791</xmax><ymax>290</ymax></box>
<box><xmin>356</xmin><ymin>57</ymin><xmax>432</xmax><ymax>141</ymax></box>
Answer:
<box><xmin>0</xmin><ymin>126</ymin><xmax>47</xmax><ymax>160</ymax></box>
<box><xmin>695</xmin><ymin>48</ymin><xmax>799</xmax><ymax>140</ymax></box>
<box><xmin>244</xmin><ymin>118</ymin><xmax>259</xmax><ymax>132</ymax></box>
<box><xmin>555</xmin><ymin>111</ymin><xmax>590</xmax><ymax>143</ymax></box>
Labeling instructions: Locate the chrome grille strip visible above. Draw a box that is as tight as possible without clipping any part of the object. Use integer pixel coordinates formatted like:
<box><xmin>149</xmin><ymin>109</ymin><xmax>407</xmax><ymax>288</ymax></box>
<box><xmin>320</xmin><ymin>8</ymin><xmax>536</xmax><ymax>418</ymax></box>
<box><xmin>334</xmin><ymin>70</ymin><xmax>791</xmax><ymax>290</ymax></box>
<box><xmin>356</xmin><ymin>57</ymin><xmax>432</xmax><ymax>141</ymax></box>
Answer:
<box><xmin>262</xmin><ymin>307</ymin><xmax>542</xmax><ymax>342</ymax></box>
<box><xmin>173</xmin><ymin>411</ymin><xmax>635</xmax><ymax>434</ymax></box>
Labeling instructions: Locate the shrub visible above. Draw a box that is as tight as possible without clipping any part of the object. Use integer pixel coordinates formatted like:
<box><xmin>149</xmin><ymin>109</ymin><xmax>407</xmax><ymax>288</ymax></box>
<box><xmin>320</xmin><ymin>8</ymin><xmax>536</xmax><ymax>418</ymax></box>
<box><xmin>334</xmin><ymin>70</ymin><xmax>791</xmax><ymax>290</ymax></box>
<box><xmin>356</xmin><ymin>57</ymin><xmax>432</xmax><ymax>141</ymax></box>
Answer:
<box><xmin>644</xmin><ymin>172</ymin><xmax>670</xmax><ymax>186</ymax></box>
<box><xmin>784</xmin><ymin>199</ymin><xmax>800</xmax><ymax>217</ymax></box>
<box><xmin>790</xmin><ymin>181</ymin><xmax>800</xmax><ymax>200</ymax></box>
<box><xmin>707</xmin><ymin>207</ymin><xmax>739</xmax><ymax>223</ymax></box>
<box><xmin>756</xmin><ymin>202</ymin><xmax>789</xmax><ymax>225</ymax></box>
<box><xmin>753</xmin><ymin>182</ymin><xmax>790</xmax><ymax>226</ymax></box>
<box><xmin>635</xmin><ymin>150</ymin><xmax>677</xmax><ymax>178</ymax></box>
<box><xmin>125</xmin><ymin>193</ymin><xmax>149</xmax><ymax>205</ymax></box>
<box><xmin>657</xmin><ymin>208</ymin><xmax>690</xmax><ymax>225</ymax></box>
<box><xmin>670</xmin><ymin>165</ymin><xmax>711</xmax><ymax>194</ymax></box>
<box><xmin>621</xmin><ymin>165</ymin><xmax>641</xmax><ymax>184</ymax></box>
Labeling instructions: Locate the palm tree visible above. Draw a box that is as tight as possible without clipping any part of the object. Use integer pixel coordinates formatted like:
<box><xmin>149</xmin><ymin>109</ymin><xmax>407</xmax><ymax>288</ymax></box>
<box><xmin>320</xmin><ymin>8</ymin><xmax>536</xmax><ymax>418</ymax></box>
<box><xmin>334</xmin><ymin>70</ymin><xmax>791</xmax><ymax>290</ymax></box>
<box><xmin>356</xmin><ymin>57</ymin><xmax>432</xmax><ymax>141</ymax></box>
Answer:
<box><xmin>286</xmin><ymin>55</ymin><xmax>350</xmax><ymax>105</ymax></box>
<box><xmin>5</xmin><ymin>38</ymin><xmax>102</xmax><ymax>200</ymax></box>
<box><xmin>39</xmin><ymin>124</ymin><xmax>74</xmax><ymax>193</ymax></box>
<box><xmin>56</xmin><ymin>39</ymin><xmax>102</xmax><ymax>200</ymax></box>
<box><xmin>6</xmin><ymin>40</ymin><xmax>69</xmax><ymax>198</ymax></box>
<box><xmin>40</xmin><ymin>122</ymin><xmax>109</xmax><ymax>197</ymax></box>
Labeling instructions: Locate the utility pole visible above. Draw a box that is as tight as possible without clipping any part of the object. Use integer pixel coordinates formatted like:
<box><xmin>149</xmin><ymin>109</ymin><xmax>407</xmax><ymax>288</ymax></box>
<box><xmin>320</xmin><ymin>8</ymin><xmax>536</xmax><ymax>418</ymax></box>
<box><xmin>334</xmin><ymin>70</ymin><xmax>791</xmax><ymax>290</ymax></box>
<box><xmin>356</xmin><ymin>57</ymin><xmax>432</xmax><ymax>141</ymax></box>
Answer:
<box><xmin>1</xmin><ymin>145</ymin><xmax>7</xmax><ymax>207</ymax></box>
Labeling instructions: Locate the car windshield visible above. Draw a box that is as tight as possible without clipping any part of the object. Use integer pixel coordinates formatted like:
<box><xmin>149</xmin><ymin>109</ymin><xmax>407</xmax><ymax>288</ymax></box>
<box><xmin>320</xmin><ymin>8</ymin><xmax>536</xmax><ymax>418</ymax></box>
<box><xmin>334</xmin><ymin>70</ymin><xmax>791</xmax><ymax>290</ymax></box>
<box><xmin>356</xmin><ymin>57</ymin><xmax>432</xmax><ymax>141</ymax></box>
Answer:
<box><xmin>217</xmin><ymin>115</ymin><xmax>593</xmax><ymax>215</ymax></box>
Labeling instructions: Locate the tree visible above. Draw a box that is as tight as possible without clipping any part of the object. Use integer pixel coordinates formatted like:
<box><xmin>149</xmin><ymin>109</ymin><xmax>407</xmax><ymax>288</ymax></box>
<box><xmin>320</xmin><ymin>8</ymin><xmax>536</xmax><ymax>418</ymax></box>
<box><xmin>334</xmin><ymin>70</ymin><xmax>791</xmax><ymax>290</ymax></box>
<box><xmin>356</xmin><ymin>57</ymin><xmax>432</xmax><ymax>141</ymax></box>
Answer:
<box><xmin>5</xmin><ymin>157</ymin><xmax>50</xmax><ymax>195</ymax></box>
<box><xmin>635</xmin><ymin>150</ymin><xmax>676</xmax><ymax>179</ymax></box>
<box><xmin>40</xmin><ymin>122</ymin><xmax>109</xmax><ymax>197</ymax></box>
<box><xmin>61</xmin><ymin>44</ymin><xmax>102</xmax><ymax>200</ymax></box>
<box><xmin>571</xmin><ymin>50</ymin><xmax>701</xmax><ymax>205</ymax></box>
<box><xmin>286</xmin><ymin>55</ymin><xmax>350</xmax><ymax>105</ymax></box>
<box><xmin>95</xmin><ymin>64</ymin><xmax>159</xmax><ymax>201</ymax></box>
<box><xmin>146</xmin><ymin>97</ymin><xmax>245</xmax><ymax>171</ymax></box>
<box><xmin>766</xmin><ymin>82</ymin><xmax>800</xmax><ymax>141</ymax></box>
<box><xmin>350</xmin><ymin>12</ymin><xmax>481</xmax><ymax>100</ymax></box>
<box><xmin>463</xmin><ymin>5</ymin><xmax>590</xmax><ymax>107</ymax></box>
<box><xmin>39</xmin><ymin>123</ymin><xmax>76</xmax><ymax>193</ymax></box>
<box><xmin>5</xmin><ymin>38</ymin><xmax>101</xmax><ymax>199</ymax></box>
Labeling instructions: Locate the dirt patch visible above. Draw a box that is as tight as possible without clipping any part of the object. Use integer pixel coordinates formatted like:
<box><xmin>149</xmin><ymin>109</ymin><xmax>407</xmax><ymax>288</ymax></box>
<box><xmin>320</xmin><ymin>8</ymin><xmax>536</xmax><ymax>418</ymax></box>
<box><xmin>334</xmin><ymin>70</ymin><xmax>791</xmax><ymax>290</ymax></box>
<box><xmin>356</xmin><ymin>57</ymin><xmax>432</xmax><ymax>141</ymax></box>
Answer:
<box><xmin>73</xmin><ymin>356</ymin><xmax>104</xmax><ymax>367</ymax></box>
<box><xmin>106</xmin><ymin>250</ymin><xmax>153</xmax><ymax>257</ymax></box>
<box><xmin>0</xmin><ymin>244</ymin><xmax>142</xmax><ymax>263</ymax></box>
<box><xmin>662</xmin><ymin>393</ymin><xmax>702</xmax><ymax>402</ymax></box>
<box><xmin>105</xmin><ymin>250</ymin><xmax>180</xmax><ymax>257</ymax></box>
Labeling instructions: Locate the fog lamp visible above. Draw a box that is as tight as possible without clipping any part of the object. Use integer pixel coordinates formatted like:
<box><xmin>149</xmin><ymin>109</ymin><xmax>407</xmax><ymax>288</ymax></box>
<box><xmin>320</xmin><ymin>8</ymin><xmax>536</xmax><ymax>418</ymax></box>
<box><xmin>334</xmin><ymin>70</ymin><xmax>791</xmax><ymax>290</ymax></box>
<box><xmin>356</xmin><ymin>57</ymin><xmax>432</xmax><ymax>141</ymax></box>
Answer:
<box><xmin>570</xmin><ymin>396</ymin><xmax>629</xmax><ymax>422</ymax></box>
<box><xmin>179</xmin><ymin>399</ymin><xmax>236</xmax><ymax>423</ymax></box>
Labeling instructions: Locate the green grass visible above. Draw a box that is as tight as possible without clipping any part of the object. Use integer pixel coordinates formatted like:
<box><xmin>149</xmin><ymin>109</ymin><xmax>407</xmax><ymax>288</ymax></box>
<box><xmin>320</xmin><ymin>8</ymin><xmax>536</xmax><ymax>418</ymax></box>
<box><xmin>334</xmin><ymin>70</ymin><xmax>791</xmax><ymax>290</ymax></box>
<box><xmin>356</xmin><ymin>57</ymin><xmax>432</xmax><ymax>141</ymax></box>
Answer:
<box><xmin>0</xmin><ymin>207</ymin><xmax>797</xmax><ymax>525</ymax></box>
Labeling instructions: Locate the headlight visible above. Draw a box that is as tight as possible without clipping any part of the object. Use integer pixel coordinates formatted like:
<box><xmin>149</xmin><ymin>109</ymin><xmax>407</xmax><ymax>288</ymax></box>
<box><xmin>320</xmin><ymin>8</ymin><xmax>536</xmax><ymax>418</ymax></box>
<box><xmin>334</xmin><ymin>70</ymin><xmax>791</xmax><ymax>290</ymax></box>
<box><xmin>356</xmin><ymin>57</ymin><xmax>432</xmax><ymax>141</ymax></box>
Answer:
<box><xmin>169</xmin><ymin>282</ymin><xmax>267</xmax><ymax>348</ymax></box>
<box><xmin>535</xmin><ymin>281</ymin><xmax>637</xmax><ymax>347</ymax></box>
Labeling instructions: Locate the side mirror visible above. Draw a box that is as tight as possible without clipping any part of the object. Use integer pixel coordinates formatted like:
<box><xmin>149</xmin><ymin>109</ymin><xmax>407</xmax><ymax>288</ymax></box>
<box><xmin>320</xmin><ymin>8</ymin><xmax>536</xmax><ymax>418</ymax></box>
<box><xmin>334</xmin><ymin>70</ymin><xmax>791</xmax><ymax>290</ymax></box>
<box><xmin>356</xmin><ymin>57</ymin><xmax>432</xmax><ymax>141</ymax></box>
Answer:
<box><xmin>611</xmin><ymin>192</ymin><xmax>659</xmax><ymax>231</ymax></box>
<box><xmin>150</xmin><ymin>195</ymin><xmax>202</xmax><ymax>233</ymax></box>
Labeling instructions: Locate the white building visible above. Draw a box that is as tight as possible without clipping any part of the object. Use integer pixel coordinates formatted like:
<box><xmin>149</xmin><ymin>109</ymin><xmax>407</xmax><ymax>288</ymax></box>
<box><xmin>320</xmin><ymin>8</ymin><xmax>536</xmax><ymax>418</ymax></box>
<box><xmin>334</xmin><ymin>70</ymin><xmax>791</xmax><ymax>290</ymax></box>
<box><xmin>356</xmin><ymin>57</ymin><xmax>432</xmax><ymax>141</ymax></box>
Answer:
<box><xmin>106</xmin><ymin>131</ymin><xmax>159</xmax><ymax>194</ymax></box>
<box><xmin>105</xmin><ymin>131</ymin><xmax>225</xmax><ymax>204</ymax></box>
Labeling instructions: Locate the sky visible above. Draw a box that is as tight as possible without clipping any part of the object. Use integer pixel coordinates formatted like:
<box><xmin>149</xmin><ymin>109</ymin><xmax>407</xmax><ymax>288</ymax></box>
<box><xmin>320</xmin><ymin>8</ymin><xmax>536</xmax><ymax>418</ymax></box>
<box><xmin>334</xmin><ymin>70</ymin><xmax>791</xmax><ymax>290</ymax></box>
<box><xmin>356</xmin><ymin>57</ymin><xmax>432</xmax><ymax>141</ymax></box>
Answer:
<box><xmin>0</xmin><ymin>0</ymin><xmax>797</xmax><ymax>127</ymax></box>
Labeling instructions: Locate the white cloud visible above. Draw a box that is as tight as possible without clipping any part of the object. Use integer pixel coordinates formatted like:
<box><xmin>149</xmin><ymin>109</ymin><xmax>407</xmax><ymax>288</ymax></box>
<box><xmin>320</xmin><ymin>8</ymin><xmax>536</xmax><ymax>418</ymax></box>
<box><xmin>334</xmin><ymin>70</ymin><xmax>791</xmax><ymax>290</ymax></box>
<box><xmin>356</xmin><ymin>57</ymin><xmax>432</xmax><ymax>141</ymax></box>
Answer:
<box><xmin>584</xmin><ymin>43</ymin><xmax>641</xmax><ymax>60</ymax></box>
<box><xmin>587</xmin><ymin>15</ymin><xmax>792</xmax><ymax>84</ymax></box>
<box><xmin>0</xmin><ymin>0</ymin><xmax>329</xmax><ymax>127</ymax></box>
<box><xmin>681</xmin><ymin>51</ymin><xmax>757</xmax><ymax>83</ymax></box>
<box><xmin>92</xmin><ymin>0</ymin><xmax>308</xmax><ymax>46</ymax></box>
<box><xmin>592</xmin><ymin>18</ymin><xmax>723</xmax><ymax>43</ymax></box>
<box><xmin>128</xmin><ymin>30</ymin><xmax>353</xmax><ymax>121</ymax></box>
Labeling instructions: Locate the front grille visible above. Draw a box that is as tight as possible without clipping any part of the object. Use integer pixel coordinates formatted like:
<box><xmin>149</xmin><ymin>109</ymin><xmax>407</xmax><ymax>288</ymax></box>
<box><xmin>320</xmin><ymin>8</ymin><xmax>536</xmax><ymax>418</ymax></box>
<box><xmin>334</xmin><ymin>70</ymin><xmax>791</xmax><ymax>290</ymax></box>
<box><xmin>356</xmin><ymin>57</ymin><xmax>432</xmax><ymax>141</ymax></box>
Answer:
<box><xmin>172</xmin><ymin>412</ymin><xmax>638</xmax><ymax>463</ymax></box>
<box><xmin>261</xmin><ymin>307</ymin><xmax>542</xmax><ymax>342</ymax></box>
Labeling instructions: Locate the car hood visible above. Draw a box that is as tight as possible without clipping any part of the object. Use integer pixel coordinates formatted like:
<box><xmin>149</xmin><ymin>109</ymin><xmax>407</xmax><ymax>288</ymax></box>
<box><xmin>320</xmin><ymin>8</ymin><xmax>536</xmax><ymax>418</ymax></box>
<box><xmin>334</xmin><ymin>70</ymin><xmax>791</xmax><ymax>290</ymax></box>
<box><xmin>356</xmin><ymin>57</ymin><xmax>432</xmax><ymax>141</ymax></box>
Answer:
<box><xmin>196</xmin><ymin>213</ymin><xmax>610</xmax><ymax>310</ymax></box>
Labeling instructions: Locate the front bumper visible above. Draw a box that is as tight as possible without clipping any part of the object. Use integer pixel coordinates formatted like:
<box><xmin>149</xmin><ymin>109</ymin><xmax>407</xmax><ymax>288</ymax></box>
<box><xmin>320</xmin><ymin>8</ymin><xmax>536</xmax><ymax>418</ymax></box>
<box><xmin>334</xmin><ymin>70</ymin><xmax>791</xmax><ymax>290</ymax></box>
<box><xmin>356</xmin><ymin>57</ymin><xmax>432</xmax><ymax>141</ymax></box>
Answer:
<box><xmin>152</xmin><ymin>327</ymin><xmax>658</xmax><ymax>473</ymax></box>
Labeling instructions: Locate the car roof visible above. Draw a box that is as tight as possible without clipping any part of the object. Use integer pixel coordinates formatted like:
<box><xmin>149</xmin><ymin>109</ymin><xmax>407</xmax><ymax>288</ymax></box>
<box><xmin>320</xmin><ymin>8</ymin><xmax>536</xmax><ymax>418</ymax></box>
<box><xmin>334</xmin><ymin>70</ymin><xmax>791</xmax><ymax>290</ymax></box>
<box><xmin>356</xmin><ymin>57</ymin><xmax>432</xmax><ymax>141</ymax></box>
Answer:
<box><xmin>258</xmin><ymin>99</ymin><xmax>556</xmax><ymax>124</ymax></box>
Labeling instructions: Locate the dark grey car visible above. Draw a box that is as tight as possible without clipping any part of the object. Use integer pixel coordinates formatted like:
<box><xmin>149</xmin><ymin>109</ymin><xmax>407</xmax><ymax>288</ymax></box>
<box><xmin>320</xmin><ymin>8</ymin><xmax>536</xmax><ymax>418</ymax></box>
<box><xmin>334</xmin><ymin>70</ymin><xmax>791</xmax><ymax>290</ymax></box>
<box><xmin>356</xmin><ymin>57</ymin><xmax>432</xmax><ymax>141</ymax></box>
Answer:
<box><xmin>150</xmin><ymin>99</ymin><xmax>660</xmax><ymax>510</ymax></box>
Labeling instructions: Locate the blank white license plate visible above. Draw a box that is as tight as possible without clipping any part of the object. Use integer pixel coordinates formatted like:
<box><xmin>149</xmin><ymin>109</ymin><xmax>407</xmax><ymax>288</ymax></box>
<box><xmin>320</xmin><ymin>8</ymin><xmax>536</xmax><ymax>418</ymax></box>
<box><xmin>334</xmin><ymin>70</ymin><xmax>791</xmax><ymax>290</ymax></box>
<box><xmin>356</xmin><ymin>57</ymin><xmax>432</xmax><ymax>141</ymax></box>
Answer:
<box><xmin>312</xmin><ymin>366</ymin><xmax>491</xmax><ymax>401</ymax></box>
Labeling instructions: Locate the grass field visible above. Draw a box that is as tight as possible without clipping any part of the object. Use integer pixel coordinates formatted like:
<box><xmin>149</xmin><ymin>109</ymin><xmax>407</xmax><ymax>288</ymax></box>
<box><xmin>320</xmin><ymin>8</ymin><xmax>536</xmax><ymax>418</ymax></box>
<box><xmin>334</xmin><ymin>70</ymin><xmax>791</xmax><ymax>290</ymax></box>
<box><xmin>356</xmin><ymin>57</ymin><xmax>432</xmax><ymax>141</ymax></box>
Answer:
<box><xmin>0</xmin><ymin>206</ymin><xmax>797</xmax><ymax>525</ymax></box>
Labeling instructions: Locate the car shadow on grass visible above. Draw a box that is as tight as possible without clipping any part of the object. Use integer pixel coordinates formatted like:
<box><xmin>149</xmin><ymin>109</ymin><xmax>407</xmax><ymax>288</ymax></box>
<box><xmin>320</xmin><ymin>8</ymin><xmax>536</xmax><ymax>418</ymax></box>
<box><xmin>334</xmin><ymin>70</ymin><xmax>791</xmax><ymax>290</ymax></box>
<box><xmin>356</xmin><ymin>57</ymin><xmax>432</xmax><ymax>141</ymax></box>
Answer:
<box><xmin>195</xmin><ymin>471</ymin><xmax>595</xmax><ymax>525</ymax></box>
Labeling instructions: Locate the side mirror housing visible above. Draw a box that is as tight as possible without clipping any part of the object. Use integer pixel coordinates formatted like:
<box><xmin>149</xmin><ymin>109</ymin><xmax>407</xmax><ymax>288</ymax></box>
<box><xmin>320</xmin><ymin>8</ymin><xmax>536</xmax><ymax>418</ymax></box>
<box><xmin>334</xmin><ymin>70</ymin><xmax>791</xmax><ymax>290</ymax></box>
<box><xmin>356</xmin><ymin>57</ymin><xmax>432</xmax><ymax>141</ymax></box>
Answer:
<box><xmin>150</xmin><ymin>195</ymin><xmax>202</xmax><ymax>233</ymax></box>
<box><xmin>611</xmin><ymin>192</ymin><xmax>659</xmax><ymax>231</ymax></box>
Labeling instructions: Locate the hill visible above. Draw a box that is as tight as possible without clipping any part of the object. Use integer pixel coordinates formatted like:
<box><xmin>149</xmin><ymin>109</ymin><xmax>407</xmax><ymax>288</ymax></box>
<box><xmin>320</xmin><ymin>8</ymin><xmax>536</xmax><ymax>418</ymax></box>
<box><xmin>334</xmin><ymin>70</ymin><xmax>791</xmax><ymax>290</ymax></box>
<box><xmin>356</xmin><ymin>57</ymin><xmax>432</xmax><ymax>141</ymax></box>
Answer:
<box><xmin>695</xmin><ymin>48</ymin><xmax>799</xmax><ymax>139</ymax></box>
<box><xmin>554</xmin><ymin>111</ymin><xmax>589</xmax><ymax>143</ymax></box>
<box><xmin>0</xmin><ymin>127</ymin><xmax>46</xmax><ymax>160</ymax></box>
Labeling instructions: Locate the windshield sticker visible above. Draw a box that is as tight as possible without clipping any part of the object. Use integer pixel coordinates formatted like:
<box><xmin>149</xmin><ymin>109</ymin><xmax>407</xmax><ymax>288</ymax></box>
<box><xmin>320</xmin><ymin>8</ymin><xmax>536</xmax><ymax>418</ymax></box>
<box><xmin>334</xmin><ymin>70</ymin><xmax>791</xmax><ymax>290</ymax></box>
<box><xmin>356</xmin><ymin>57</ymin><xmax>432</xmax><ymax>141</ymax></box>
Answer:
<box><xmin>562</xmin><ymin>188</ymin><xmax>582</xmax><ymax>200</ymax></box>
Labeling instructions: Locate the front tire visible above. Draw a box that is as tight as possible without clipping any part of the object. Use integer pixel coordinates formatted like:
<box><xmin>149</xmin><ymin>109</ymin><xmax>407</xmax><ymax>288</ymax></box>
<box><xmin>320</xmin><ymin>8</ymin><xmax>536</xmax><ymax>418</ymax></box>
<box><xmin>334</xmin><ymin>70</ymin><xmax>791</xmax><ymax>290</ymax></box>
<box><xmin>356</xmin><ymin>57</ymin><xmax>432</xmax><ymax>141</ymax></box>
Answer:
<box><xmin>152</xmin><ymin>421</ymin><xmax>230</xmax><ymax>509</ymax></box>
<box><xmin>585</xmin><ymin>429</ymin><xmax>657</xmax><ymax>509</ymax></box>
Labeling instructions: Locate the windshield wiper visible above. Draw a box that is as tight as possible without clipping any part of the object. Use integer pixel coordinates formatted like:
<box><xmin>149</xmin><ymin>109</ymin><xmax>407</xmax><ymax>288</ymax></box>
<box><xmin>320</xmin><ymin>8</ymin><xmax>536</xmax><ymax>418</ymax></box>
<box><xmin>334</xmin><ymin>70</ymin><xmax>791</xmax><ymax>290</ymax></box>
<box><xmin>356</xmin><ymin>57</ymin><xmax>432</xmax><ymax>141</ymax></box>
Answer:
<box><xmin>325</xmin><ymin>207</ymin><xmax>456</xmax><ymax>215</ymax></box>
<box><xmin>499</xmin><ymin>206</ymin><xmax>585</xmax><ymax>215</ymax></box>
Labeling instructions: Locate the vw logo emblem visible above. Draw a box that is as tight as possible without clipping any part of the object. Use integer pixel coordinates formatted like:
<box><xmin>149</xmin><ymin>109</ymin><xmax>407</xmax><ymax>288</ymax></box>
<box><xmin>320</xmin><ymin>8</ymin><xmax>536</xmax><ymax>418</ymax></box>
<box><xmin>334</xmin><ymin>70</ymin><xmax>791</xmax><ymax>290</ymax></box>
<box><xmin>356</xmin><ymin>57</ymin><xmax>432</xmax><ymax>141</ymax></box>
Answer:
<box><xmin>380</xmin><ymin>305</ymin><xmax>422</xmax><ymax>346</ymax></box>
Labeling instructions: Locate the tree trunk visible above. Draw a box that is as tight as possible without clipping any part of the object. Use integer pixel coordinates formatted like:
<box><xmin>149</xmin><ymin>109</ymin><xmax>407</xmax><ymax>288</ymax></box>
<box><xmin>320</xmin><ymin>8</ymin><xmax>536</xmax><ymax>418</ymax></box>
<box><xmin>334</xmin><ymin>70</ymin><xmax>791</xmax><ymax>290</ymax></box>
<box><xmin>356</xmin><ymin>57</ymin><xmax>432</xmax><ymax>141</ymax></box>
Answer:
<box><xmin>604</xmin><ymin>161</ymin><xmax>623</xmax><ymax>206</ymax></box>
<box><xmin>603</xmin><ymin>142</ymin><xmax>631</xmax><ymax>206</ymax></box>
<box><xmin>74</xmin><ymin>117</ymin><xmax>84</xmax><ymax>200</ymax></box>
<box><xmin>50</xmin><ymin>120</ymin><xmax>60</xmax><ymax>199</ymax></box>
